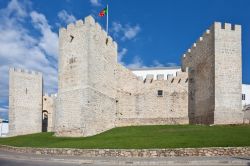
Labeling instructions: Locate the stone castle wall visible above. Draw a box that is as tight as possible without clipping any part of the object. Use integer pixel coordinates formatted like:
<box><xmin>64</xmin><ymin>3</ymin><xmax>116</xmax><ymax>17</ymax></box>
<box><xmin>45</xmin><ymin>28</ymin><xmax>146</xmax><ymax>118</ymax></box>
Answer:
<box><xmin>8</xmin><ymin>68</ymin><xmax>43</xmax><ymax>136</ymax></box>
<box><xmin>182</xmin><ymin>22</ymin><xmax>243</xmax><ymax>124</ymax></box>
<box><xmin>182</xmin><ymin>27</ymin><xmax>215</xmax><ymax>124</ymax></box>
<box><xmin>7</xmin><ymin>15</ymin><xmax>244</xmax><ymax>137</ymax></box>
<box><xmin>115</xmin><ymin>65</ymin><xmax>189</xmax><ymax>126</ymax></box>
<box><xmin>55</xmin><ymin>16</ymin><xmax>190</xmax><ymax>137</ymax></box>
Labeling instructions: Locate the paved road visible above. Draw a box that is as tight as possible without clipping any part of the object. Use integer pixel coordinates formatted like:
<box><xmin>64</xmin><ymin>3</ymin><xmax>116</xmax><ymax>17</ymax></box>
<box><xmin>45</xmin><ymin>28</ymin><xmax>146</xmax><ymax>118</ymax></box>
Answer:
<box><xmin>0</xmin><ymin>150</ymin><xmax>250</xmax><ymax>166</ymax></box>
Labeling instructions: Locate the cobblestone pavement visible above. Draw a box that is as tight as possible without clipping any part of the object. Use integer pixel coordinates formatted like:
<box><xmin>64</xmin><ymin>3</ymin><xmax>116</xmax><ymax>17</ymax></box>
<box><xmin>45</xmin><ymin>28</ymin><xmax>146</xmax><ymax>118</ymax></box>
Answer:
<box><xmin>0</xmin><ymin>150</ymin><xmax>250</xmax><ymax>166</ymax></box>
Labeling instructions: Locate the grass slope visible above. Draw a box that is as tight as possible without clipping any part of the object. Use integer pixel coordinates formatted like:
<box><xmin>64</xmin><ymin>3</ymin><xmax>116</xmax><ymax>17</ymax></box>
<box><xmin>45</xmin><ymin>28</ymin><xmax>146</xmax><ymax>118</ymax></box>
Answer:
<box><xmin>0</xmin><ymin>125</ymin><xmax>250</xmax><ymax>149</ymax></box>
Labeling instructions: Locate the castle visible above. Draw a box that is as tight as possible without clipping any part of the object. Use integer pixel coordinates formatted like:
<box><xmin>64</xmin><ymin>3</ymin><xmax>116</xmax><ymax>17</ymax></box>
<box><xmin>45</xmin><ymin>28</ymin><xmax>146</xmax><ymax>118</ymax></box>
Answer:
<box><xmin>8</xmin><ymin>16</ymin><xmax>244</xmax><ymax>137</ymax></box>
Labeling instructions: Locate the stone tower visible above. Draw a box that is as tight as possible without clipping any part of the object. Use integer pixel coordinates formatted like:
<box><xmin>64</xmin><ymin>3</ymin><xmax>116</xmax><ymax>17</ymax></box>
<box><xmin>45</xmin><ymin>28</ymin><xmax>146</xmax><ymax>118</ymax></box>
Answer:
<box><xmin>8</xmin><ymin>68</ymin><xmax>43</xmax><ymax>136</ymax></box>
<box><xmin>182</xmin><ymin>22</ymin><xmax>243</xmax><ymax>124</ymax></box>
<box><xmin>55</xmin><ymin>16</ymin><xmax>118</xmax><ymax>137</ymax></box>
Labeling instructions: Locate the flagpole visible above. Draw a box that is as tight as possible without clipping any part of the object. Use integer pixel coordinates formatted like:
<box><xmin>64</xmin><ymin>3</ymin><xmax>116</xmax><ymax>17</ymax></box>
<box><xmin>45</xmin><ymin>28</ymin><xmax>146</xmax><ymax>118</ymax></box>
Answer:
<box><xmin>106</xmin><ymin>4</ymin><xmax>109</xmax><ymax>35</ymax></box>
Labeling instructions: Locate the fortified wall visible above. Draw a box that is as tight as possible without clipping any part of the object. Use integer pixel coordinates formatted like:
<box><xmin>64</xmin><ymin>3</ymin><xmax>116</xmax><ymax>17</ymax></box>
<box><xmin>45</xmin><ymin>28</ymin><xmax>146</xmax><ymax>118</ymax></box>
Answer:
<box><xmin>7</xmin><ymin>16</ymin><xmax>244</xmax><ymax>137</ymax></box>
<box><xmin>182</xmin><ymin>22</ymin><xmax>243</xmax><ymax>124</ymax></box>
<box><xmin>55</xmin><ymin>16</ymin><xmax>189</xmax><ymax>137</ymax></box>
<box><xmin>115</xmin><ymin>64</ymin><xmax>189</xmax><ymax>126</ymax></box>
<box><xmin>8</xmin><ymin>68</ymin><xmax>43</xmax><ymax>136</ymax></box>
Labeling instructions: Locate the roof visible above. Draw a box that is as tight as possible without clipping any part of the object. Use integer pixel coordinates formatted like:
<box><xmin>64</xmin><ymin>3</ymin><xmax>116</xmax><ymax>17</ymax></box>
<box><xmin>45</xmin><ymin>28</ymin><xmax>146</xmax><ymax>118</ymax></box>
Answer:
<box><xmin>129</xmin><ymin>66</ymin><xmax>181</xmax><ymax>71</ymax></box>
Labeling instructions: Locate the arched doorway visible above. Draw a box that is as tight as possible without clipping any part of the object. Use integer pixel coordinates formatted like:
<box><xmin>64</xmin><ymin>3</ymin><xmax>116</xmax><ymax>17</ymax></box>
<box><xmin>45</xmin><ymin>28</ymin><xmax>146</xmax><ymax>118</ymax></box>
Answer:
<box><xmin>42</xmin><ymin>110</ymin><xmax>48</xmax><ymax>132</ymax></box>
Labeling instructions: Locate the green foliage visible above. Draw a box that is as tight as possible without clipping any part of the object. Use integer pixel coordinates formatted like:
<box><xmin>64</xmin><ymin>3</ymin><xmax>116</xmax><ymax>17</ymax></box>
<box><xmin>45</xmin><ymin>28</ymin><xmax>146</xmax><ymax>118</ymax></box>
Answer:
<box><xmin>0</xmin><ymin>125</ymin><xmax>250</xmax><ymax>149</ymax></box>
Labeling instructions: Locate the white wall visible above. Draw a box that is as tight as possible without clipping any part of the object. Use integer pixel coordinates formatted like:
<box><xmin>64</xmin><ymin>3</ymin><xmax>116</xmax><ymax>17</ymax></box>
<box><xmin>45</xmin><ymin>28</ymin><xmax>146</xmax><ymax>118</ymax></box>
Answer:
<box><xmin>131</xmin><ymin>67</ymin><xmax>181</xmax><ymax>80</ymax></box>
<box><xmin>0</xmin><ymin>122</ymin><xmax>9</xmax><ymax>137</ymax></box>
<box><xmin>242</xmin><ymin>84</ymin><xmax>250</xmax><ymax>107</ymax></box>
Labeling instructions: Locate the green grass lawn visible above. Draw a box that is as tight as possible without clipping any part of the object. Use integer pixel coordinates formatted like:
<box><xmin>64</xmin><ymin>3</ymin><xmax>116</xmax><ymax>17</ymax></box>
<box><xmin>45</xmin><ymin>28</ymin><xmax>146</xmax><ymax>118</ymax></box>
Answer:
<box><xmin>0</xmin><ymin>125</ymin><xmax>250</xmax><ymax>149</ymax></box>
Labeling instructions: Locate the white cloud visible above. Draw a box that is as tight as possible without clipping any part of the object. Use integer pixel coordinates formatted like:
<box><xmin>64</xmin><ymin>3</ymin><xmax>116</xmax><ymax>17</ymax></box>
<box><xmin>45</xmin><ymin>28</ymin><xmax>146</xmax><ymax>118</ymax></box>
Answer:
<box><xmin>123</xmin><ymin>25</ymin><xmax>141</xmax><ymax>40</ymax></box>
<box><xmin>166</xmin><ymin>63</ymin><xmax>178</xmax><ymax>67</ymax></box>
<box><xmin>30</xmin><ymin>11</ymin><xmax>58</xmax><ymax>58</ymax></box>
<box><xmin>151</xmin><ymin>61</ymin><xmax>178</xmax><ymax>67</ymax></box>
<box><xmin>0</xmin><ymin>0</ymin><xmax>58</xmax><ymax>119</ymax></box>
<box><xmin>5</xmin><ymin>0</ymin><xmax>29</xmax><ymax>19</ymax></box>
<box><xmin>112</xmin><ymin>22</ymin><xmax>123</xmax><ymax>33</ymax></box>
<box><xmin>152</xmin><ymin>60</ymin><xmax>164</xmax><ymax>67</ymax></box>
<box><xmin>118</xmin><ymin>48</ymin><xmax>127</xmax><ymax>63</ymax></box>
<box><xmin>90</xmin><ymin>0</ymin><xmax>102</xmax><ymax>6</ymax></box>
<box><xmin>57</xmin><ymin>10</ymin><xmax>76</xmax><ymax>24</ymax></box>
<box><xmin>126</xmin><ymin>56</ymin><xmax>146</xmax><ymax>69</ymax></box>
<box><xmin>0</xmin><ymin>107</ymin><xmax>8</xmax><ymax>113</ymax></box>
<box><xmin>125</xmin><ymin>57</ymin><xmax>177</xmax><ymax>69</ymax></box>
<box><xmin>111</xmin><ymin>22</ymin><xmax>141</xmax><ymax>41</ymax></box>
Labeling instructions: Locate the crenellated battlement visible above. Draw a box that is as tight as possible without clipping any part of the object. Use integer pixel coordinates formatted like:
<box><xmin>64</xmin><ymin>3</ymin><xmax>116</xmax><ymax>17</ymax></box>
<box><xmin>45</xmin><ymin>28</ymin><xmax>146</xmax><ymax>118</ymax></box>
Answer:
<box><xmin>156</xmin><ymin>74</ymin><xmax>164</xmax><ymax>80</ymax></box>
<box><xmin>166</xmin><ymin>69</ymin><xmax>188</xmax><ymax>84</ymax></box>
<box><xmin>144</xmin><ymin>74</ymin><xmax>154</xmax><ymax>83</ymax></box>
<box><xmin>59</xmin><ymin>16</ymin><xmax>96</xmax><ymax>34</ymax></box>
<box><xmin>182</xmin><ymin>22</ymin><xmax>241</xmax><ymax>63</ymax></box>
<box><xmin>140</xmin><ymin>68</ymin><xmax>188</xmax><ymax>84</ymax></box>
<box><xmin>59</xmin><ymin>15</ymin><xmax>117</xmax><ymax>49</ymax></box>
<box><xmin>184</xmin><ymin>29</ymin><xmax>211</xmax><ymax>58</ymax></box>
<box><xmin>181</xmin><ymin>21</ymin><xmax>242</xmax><ymax>71</ymax></box>
<box><xmin>9</xmin><ymin>67</ymin><xmax>42</xmax><ymax>76</ymax></box>
<box><xmin>214</xmin><ymin>22</ymin><xmax>241</xmax><ymax>31</ymax></box>
<box><xmin>181</xmin><ymin>26</ymin><xmax>213</xmax><ymax>71</ymax></box>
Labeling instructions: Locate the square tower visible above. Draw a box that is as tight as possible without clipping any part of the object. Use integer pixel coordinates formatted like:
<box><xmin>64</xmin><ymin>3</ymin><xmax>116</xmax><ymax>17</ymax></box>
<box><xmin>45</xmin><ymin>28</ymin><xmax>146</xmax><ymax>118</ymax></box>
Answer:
<box><xmin>214</xmin><ymin>22</ymin><xmax>242</xmax><ymax>124</ymax></box>
<box><xmin>8</xmin><ymin>68</ymin><xmax>43</xmax><ymax>136</ymax></box>
<box><xmin>55</xmin><ymin>16</ymin><xmax>118</xmax><ymax>137</ymax></box>
<box><xmin>182</xmin><ymin>22</ymin><xmax>243</xmax><ymax>124</ymax></box>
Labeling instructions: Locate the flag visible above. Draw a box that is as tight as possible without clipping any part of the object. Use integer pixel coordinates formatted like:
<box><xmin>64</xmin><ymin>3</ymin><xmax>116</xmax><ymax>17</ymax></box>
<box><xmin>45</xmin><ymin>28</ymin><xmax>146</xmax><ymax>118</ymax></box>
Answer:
<box><xmin>98</xmin><ymin>5</ymin><xmax>109</xmax><ymax>34</ymax></box>
<box><xmin>99</xmin><ymin>7</ymin><xmax>108</xmax><ymax>17</ymax></box>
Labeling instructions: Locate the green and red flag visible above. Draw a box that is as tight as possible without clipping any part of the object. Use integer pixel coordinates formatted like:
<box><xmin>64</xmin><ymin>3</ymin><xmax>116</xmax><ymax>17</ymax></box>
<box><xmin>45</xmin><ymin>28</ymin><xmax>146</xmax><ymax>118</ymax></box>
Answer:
<box><xmin>98</xmin><ymin>5</ymin><xmax>109</xmax><ymax>34</ymax></box>
<box><xmin>99</xmin><ymin>7</ymin><xmax>108</xmax><ymax>17</ymax></box>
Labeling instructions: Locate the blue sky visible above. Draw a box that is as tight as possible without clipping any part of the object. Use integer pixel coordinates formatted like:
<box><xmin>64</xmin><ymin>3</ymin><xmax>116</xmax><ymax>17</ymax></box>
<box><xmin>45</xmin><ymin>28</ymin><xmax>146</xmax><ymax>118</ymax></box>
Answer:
<box><xmin>0</xmin><ymin>0</ymin><xmax>249</xmax><ymax>119</ymax></box>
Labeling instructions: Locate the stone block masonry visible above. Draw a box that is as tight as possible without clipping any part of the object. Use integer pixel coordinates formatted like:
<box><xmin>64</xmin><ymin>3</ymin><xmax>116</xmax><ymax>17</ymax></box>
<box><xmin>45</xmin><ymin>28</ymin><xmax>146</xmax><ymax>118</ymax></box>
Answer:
<box><xmin>0</xmin><ymin>145</ymin><xmax>249</xmax><ymax>157</ymax></box>
<box><xmin>55</xmin><ymin>16</ymin><xmax>117</xmax><ymax>137</ymax></box>
<box><xmin>115</xmin><ymin>65</ymin><xmax>189</xmax><ymax>127</ymax></box>
<box><xmin>182</xmin><ymin>22</ymin><xmax>243</xmax><ymax>124</ymax></box>
<box><xmin>8</xmin><ymin>68</ymin><xmax>43</xmax><ymax>136</ymax></box>
<box><xmin>214</xmin><ymin>23</ymin><xmax>243</xmax><ymax>124</ymax></box>
<box><xmin>55</xmin><ymin>16</ymin><xmax>190</xmax><ymax>137</ymax></box>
